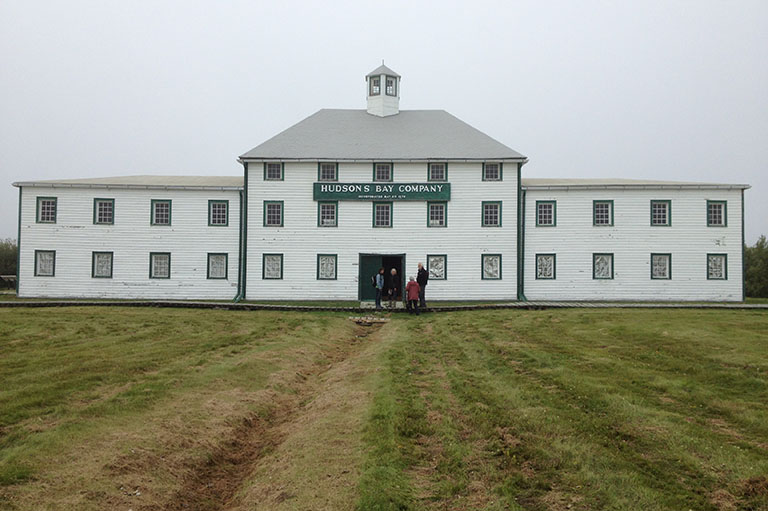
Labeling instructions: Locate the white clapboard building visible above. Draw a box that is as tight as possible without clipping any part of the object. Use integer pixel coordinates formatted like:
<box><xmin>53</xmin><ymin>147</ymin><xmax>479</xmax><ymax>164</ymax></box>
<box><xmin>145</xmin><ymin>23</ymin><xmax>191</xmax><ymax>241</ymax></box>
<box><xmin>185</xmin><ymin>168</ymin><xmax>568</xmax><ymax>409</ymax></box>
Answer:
<box><xmin>13</xmin><ymin>65</ymin><xmax>749</xmax><ymax>302</ymax></box>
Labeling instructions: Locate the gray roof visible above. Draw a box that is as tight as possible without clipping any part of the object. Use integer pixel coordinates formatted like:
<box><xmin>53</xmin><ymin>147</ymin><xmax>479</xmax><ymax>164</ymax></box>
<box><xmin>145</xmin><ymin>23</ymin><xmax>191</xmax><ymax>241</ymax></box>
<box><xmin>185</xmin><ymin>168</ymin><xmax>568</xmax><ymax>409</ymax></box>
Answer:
<box><xmin>13</xmin><ymin>175</ymin><xmax>243</xmax><ymax>190</ymax></box>
<box><xmin>239</xmin><ymin>109</ymin><xmax>526</xmax><ymax>161</ymax></box>
<box><xmin>366</xmin><ymin>64</ymin><xmax>400</xmax><ymax>78</ymax></box>
<box><xmin>522</xmin><ymin>178</ymin><xmax>750</xmax><ymax>190</ymax></box>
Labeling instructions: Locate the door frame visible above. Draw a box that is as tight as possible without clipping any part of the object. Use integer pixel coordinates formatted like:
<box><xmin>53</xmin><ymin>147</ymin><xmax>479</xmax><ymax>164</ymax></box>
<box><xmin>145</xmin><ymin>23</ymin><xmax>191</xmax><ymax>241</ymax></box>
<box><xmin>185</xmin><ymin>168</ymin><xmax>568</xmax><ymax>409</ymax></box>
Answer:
<box><xmin>358</xmin><ymin>252</ymin><xmax>406</xmax><ymax>301</ymax></box>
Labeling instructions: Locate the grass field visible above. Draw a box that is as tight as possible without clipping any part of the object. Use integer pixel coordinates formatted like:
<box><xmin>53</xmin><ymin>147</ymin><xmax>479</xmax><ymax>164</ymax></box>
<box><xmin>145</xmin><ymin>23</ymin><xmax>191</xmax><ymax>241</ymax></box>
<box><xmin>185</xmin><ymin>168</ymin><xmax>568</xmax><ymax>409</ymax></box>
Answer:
<box><xmin>0</xmin><ymin>308</ymin><xmax>766</xmax><ymax>510</ymax></box>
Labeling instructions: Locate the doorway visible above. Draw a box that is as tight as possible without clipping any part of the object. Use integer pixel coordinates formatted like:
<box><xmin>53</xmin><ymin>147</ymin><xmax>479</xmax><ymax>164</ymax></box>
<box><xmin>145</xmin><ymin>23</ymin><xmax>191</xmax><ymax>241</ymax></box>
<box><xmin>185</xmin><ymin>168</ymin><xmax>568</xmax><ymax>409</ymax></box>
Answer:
<box><xmin>358</xmin><ymin>253</ymin><xmax>405</xmax><ymax>301</ymax></box>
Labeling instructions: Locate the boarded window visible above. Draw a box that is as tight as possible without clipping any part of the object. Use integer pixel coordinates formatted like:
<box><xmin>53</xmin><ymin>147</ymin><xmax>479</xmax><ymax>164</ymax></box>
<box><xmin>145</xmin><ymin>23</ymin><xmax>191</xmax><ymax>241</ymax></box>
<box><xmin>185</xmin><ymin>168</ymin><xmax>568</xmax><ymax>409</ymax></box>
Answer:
<box><xmin>208</xmin><ymin>253</ymin><xmax>227</xmax><ymax>279</ymax></box>
<box><xmin>35</xmin><ymin>250</ymin><xmax>55</xmax><ymax>276</ymax></box>
<box><xmin>150</xmin><ymin>253</ymin><xmax>170</xmax><ymax>279</ymax></box>
<box><xmin>536</xmin><ymin>254</ymin><xmax>555</xmax><ymax>279</ymax></box>
<box><xmin>428</xmin><ymin>255</ymin><xmax>446</xmax><ymax>280</ymax></box>
<box><xmin>263</xmin><ymin>254</ymin><xmax>283</xmax><ymax>279</ymax></box>
<box><xmin>707</xmin><ymin>254</ymin><xmax>727</xmax><ymax>280</ymax></box>
<box><xmin>317</xmin><ymin>254</ymin><xmax>337</xmax><ymax>280</ymax></box>
<box><xmin>92</xmin><ymin>252</ymin><xmax>113</xmax><ymax>278</ymax></box>
<box><xmin>593</xmin><ymin>253</ymin><xmax>613</xmax><ymax>279</ymax></box>
<box><xmin>651</xmin><ymin>254</ymin><xmax>671</xmax><ymax>279</ymax></box>
<box><xmin>482</xmin><ymin>254</ymin><xmax>501</xmax><ymax>280</ymax></box>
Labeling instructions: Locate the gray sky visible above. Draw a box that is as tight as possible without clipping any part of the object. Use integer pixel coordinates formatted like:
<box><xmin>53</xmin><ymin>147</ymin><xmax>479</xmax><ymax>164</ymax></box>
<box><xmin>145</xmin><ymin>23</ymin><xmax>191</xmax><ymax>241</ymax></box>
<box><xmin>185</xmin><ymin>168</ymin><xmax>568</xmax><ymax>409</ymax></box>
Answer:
<box><xmin>1</xmin><ymin>0</ymin><xmax>766</xmax><ymax>242</ymax></box>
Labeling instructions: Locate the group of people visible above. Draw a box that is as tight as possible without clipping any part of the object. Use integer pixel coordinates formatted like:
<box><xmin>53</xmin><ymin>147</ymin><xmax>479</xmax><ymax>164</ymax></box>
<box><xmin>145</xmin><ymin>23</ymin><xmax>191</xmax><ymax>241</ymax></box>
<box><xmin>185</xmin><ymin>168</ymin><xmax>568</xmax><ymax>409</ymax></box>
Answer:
<box><xmin>374</xmin><ymin>262</ymin><xmax>429</xmax><ymax>314</ymax></box>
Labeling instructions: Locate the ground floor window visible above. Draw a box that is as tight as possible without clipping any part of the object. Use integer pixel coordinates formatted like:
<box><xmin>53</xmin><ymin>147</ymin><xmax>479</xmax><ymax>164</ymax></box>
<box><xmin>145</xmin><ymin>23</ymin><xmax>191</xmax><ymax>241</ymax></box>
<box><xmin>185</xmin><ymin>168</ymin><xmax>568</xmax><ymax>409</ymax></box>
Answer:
<box><xmin>536</xmin><ymin>254</ymin><xmax>556</xmax><ymax>279</ymax></box>
<box><xmin>651</xmin><ymin>253</ymin><xmax>671</xmax><ymax>280</ymax></box>
<box><xmin>92</xmin><ymin>252</ymin><xmax>113</xmax><ymax>278</ymax></box>
<box><xmin>263</xmin><ymin>253</ymin><xmax>283</xmax><ymax>279</ymax></box>
<box><xmin>593</xmin><ymin>253</ymin><xmax>614</xmax><ymax>279</ymax></box>
<box><xmin>34</xmin><ymin>250</ymin><xmax>55</xmax><ymax>277</ymax></box>
<box><xmin>317</xmin><ymin>254</ymin><xmax>337</xmax><ymax>280</ymax></box>
<box><xmin>707</xmin><ymin>254</ymin><xmax>727</xmax><ymax>280</ymax></box>
<box><xmin>150</xmin><ymin>252</ymin><xmax>171</xmax><ymax>279</ymax></box>
<box><xmin>482</xmin><ymin>254</ymin><xmax>502</xmax><ymax>280</ymax></box>
<box><xmin>207</xmin><ymin>253</ymin><xmax>228</xmax><ymax>279</ymax></box>
<box><xmin>427</xmin><ymin>254</ymin><xmax>446</xmax><ymax>280</ymax></box>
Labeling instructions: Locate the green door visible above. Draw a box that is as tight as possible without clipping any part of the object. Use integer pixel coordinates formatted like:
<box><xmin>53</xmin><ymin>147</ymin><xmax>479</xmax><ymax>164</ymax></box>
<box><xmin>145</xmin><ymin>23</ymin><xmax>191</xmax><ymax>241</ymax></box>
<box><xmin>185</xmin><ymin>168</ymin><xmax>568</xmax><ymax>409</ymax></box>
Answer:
<box><xmin>359</xmin><ymin>254</ymin><xmax>382</xmax><ymax>301</ymax></box>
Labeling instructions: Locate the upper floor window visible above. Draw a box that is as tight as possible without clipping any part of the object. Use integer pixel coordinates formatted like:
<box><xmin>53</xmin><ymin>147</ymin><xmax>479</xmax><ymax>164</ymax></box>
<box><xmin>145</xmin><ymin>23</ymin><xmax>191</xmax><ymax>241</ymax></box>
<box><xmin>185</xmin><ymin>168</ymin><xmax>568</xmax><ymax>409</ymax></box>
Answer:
<box><xmin>482</xmin><ymin>163</ymin><xmax>502</xmax><ymax>181</ymax></box>
<box><xmin>373</xmin><ymin>202</ymin><xmax>392</xmax><ymax>228</ymax></box>
<box><xmin>369</xmin><ymin>76</ymin><xmax>381</xmax><ymax>95</ymax></box>
<box><xmin>318</xmin><ymin>201</ymin><xmax>338</xmax><ymax>227</ymax></box>
<box><xmin>536</xmin><ymin>201</ymin><xmax>556</xmax><ymax>226</ymax></box>
<box><xmin>593</xmin><ymin>200</ymin><xmax>613</xmax><ymax>226</ymax></box>
<box><xmin>151</xmin><ymin>199</ymin><xmax>171</xmax><ymax>226</ymax></box>
<box><xmin>264</xmin><ymin>162</ymin><xmax>283</xmax><ymax>181</ymax></box>
<box><xmin>651</xmin><ymin>200</ymin><xmax>670</xmax><ymax>226</ymax></box>
<box><xmin>707</xmin><ymin>201</ymin><xmax>727</xmax><ymax>227</ymax></box>
<box><xmin>93</xmin><ymin>198</ymin><xmax>114</xmax><ymax>225</ymax></box>
<box><xmin>374</xmin><ymin>163</ymin><xmax>392</xmax><ymax>182</ymax></box>
<box><xmin>208</xmin><ymin>200</ymin><xmax>229</xmax><ymax>226</ymax></box>
<box><xmin>428</xmin><ymin>163</ymin><xmax>447</xmax><ymax>182</ymax></box>
<box><xmin>482</xmin><ymin>201</ymin><xmax>501</xmax><ymax>227</ymax></box>
<box><xmin>385</xmin><ymin>76</ymin><xmax>397</xmax><ymax>96</ymax></box>
<box><xmin>427</xmin><ymin>202</ymin><xmax>447</xmax><ymax>227</ymax></box>
<box><xmin>36</xmin><ymin>197</ymin><xmax>57</xmax><ymax>224</ymax></box>
<box><xmin>264</xmin><ymin>201</ymin><xmax>284</xmax><ymax>227</ymax></box>
<box><xmin>318</xmin><ymin>162</ymin><xmax>338</xmax><ymax>181</ymax></box>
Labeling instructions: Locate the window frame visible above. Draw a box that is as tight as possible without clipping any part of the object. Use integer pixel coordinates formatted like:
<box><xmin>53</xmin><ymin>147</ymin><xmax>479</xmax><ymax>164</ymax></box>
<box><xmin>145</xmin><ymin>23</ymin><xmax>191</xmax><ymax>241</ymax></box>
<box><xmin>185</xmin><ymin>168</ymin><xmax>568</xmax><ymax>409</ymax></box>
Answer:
<box><xmin>91</xmin><ymin>251</ymin><xmax>114</xmax><ymax>279</ymax></box>
<box><xmin>707</xmin><ymin>253</ymin><xmax>728</xmax><ymax>280</ymax></box>
<box><xmin>427</xmin><ymin>254</ymin><xmax>447</xmax><ymax>281</ymax></box>
<box><xmin>650</xmin><ymin>200</ymin><xmax>671</xmax><ymax>227</ymax></box>
<box><xmin>208</xmin><ymin>200</ymin><xmax>229</xmax><ymax>227</ymax></box>
<box><xmin>206</xmin><ymin>253</ymin><xmax>228</xmax><ymax>280</ymax></box>
<box><xmin>592</xmin><ymin>200</ymin><xmax>614</xmax><ymax>227</ymax></box>
<box><xmin>592</xmin><ymin>253</ymin><xmax>614</xmax><ymax>280</ymax></box>
<box><xmin>535</xmin><ymin>200</ymin><xmax>556</xmax><ymax>227</ymax></box>
<box><xmin>372</xmin><ymin>162</ymin><xmax>393</xmax><ymax>182</ymax></box>
<box><xmin>481</xmin><ymin>201</ymin><xmax>502</xmax><ymax>227</ymax></box>
<box><xmin>263</xmin><ymin>200</ymin><xmax>284</xmax><ymax>227</ymax></box>
<box><xmin>385</xmin><ymin>75</ymin><xmax>397</xmax><ymax>96</ymax></box>
<box><xmin>149</xmin><ymin>252</ymin><xmax>171</xmax><ymax>279</ymax></box>
<box><xmin>34</xmin><ymin>249</ymin><xmax>56</xmax><ymax>277</ymax></box>
<box><xmin>427</xmin><ymin>162</ymin><xmax>448</xmax><ymax>182</ymax></box>
<box><xmin>650</xmin><ymin>253</ymin><xmax>671</xmax><ymax>280</ymax></box>
<box><xmin>263</xmin><ymin>162</ymin><xmax>284</xmax><ymax>181</ymax></box>
<box><xmin>427</xmin><ymin>201</ymin><xmax>447</xmax><ymax>228</ymax></box>
<box><xmin>93</xmin><ymin>198</ymin><xmax>115</xmax><ymax>225</ymax></box>
<box><xmin>316</xmin><ymin>254</ymin><xmax>338</xmax><ymax>280</ymax></box>
<box><xmin>535</xmin><ymin>253</ymin><xmax>556</xmax><ymax>280</ymax></box>
<box><xmin>262</xmin><ymin>253</ymin><xmax>284</xmax><ymax>280</ymax></box>
<box><xmin>482</xmin><ymin>162</ymin><xmax>503</xmax><ymax>181</ymax></box>
<box><xmin>706</xmin><ymin>200</ymin><xmax>727</xmax><ymax>227</ymax></box>
<box><xmin>369</xmin><ymin>76</ymin><xmax>381</xmax><ymax>96</ymax></box>
<box><xmin>36</xmin><ymin>197</ymin><xmax>58</xmax><ymax>224</ymax></box>
<box><xmin>150</xmin><ymin>199</ymin><xmax>172</xmax><ymax>226</ymax></box>
<box><xmin>372</xmin><ymin>201</ymin><xmax>393</xmax><ymax>228</ymax></box>
<box><xmin>317</xmin><ymin>162</ymin><xmax>338</xmax><ymax>182</ymax></box>
<box><xmin>481</xmin><ymin>253</ymin><xmax>503</xmax><ymax>280</ymax></box>
<box><xmin>317</xmin><ymin>201</ymin><xmax>338</xmax><ymax>227</ymax></box>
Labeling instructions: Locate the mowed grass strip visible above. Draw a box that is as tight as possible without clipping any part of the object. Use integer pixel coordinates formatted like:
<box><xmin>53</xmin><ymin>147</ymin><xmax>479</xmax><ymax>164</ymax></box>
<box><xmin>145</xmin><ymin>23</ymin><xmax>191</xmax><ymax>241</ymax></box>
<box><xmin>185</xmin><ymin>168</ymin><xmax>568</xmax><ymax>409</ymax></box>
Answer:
<box><xmin>357</xmin><ymin>310</ymin><xmax>768</xmax><ymax>511</ymax></box>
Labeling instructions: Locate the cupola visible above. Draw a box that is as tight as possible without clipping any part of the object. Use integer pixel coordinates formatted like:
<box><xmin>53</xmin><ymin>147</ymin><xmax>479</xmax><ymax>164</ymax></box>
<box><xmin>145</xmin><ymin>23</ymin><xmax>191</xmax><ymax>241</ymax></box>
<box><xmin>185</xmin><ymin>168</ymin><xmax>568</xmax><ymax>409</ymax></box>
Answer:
<box><xmin>366</xmin><ymin>63</ymin><xmax>400</xmax><ymax>117</ymax></box>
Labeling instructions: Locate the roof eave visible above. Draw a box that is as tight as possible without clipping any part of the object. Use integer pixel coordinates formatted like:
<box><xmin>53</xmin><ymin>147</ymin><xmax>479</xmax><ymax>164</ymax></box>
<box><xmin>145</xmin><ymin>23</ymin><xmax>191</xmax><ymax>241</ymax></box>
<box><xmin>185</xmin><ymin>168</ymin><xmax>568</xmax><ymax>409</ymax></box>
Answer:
<box><xmin>522</xmin><ymin>183</ymin><xmax>751</xmax><ymax>191</ymax></box>
<box><xmin>12</xmin><ymin>182</ymin><xmax>243</xmax><ymax>191</ymax></box>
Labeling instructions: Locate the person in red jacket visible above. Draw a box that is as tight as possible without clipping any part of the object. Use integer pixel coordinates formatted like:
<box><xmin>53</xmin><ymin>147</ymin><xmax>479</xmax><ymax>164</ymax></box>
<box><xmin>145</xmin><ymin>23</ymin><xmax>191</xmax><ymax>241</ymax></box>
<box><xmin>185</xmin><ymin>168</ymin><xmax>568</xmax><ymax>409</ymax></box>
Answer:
<box><xmin>405</xmin><ymin>276</ymin><xmax>421</xmax><ymax>315</ymax></box>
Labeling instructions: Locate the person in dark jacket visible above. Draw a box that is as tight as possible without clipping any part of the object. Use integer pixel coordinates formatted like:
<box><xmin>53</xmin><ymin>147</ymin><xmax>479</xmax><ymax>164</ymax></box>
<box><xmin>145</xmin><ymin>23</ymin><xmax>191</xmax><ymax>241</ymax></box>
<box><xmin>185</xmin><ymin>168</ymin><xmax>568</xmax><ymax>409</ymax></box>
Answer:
<box><xmin>375</xmin><ymin>267</ymin><xmax>385</xmax><ymax>309</ymax></box>
<box><xmin>405</xmin><ymin>276</ymin><xmax>420</xmax><ymax>315</ymax></box>
<box><xmin>416</xmin><ymin>262</ymin><xmax>429</xmax><ymax>309</ymax></box>
<box><xmin>386</xmin><ymin>268</ymin><xmax>399</xmax><ymax>309</ymax></box>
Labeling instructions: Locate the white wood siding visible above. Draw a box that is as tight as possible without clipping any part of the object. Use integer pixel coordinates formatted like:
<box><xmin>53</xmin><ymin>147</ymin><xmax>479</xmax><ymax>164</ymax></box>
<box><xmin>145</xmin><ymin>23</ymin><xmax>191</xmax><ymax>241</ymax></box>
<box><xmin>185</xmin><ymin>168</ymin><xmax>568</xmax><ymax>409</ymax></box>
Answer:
<box><xmin>245</xmin><ymin>161</ymin><xmax>519</xmax><ymax>300</ymax></box>
<box><xmin>523</xmin><ymin>188</ymin><xmax>744</xmax><ymax>301</ymax></box>
<box><xmin>18</xmin><ymin>187</ymin><xmax>240</xmax><ymax>299</ymax></box>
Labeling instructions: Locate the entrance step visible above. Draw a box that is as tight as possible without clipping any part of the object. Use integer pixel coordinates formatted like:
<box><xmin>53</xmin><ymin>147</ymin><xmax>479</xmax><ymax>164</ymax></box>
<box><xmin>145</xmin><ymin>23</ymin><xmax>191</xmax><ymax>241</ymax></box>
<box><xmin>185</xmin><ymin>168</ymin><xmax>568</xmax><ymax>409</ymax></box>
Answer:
<box><xmin>360</xmin><ymin>301</ymin><xmax>404</xmax><ymax>309</ymax></box>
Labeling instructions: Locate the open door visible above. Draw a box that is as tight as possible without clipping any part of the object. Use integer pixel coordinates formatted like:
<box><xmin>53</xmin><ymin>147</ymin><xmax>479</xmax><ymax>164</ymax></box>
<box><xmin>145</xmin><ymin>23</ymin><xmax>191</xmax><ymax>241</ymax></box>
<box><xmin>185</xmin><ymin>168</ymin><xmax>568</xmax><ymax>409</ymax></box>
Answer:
<box><xmin>358</xmin><ymin>253</ymin><xmax>405</xmax><ymax>301</ymax></box>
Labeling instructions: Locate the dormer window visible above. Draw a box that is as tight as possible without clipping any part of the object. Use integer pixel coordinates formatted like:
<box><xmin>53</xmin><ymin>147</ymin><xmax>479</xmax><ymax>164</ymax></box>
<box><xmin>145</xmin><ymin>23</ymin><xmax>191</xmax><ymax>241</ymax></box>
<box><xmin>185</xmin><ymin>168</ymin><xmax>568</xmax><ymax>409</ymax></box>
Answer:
<box><xmin>386</xmin><ymin>76</ymin><xmax>397</xmax><ymax>96</ymax></box>
<box><xmin>370</xmin><ymin>76</ymin><xmax>381</xmax><ymax>96</ymax></box>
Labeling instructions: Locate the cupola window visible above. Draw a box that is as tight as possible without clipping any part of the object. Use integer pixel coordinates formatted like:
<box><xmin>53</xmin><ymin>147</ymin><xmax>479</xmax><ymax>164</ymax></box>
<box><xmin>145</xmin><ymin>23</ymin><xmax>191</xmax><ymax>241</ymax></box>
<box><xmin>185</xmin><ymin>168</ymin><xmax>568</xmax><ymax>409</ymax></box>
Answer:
<box><xmin>386</xmin><ymin>76</ymin><xmax>397</xmax><ymax>96</ymax></box>
<box><xmin>370</xmin><ymin>77</ymin><xmax>381</xmax><ymax>96</ymax></box>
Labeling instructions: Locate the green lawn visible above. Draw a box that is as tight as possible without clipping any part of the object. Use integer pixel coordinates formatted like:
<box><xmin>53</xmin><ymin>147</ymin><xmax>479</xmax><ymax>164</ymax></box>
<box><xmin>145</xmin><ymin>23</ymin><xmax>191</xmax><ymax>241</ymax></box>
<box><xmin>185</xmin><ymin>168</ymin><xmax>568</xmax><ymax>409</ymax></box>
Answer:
<box><xmin>0</xmin><ymin>308</ymin><xmax>766</xmax><ymax>510</ymax></box>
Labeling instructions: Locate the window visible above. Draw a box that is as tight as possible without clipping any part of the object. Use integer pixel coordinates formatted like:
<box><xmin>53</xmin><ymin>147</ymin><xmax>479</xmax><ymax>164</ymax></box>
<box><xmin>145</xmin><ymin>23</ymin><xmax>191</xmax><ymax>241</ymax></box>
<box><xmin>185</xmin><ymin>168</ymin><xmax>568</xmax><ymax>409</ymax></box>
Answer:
<box><xmin>150</xmin><ymin>252</ymin><xmax>171</xmax><ymax>279</ymax></box>
<box><xmin>427</xmin><ymin>254</ymin><xmax>446</xmax><ymax>280</ymax></box>
<box><xmin>370</xmin><ymin>76</ymin><xmax>380</xmax><ymax>95</ymax></box>
<box><xmin>650</xmin><ymin>200</ymin><xmax>670</xmax><ymax>226</ymax></box>
<box><xmin>536</xmin><ymin>254</ymin><xmax>556</xmax><ymax>280</ymax></box>
<box><xmin>318</xmin><ymin>201</ymin><xmax>338</xmax><ymax>227</ymax></box>
<box><xmin>651</xmin><ymin>253</ymin><xmax>671</xmax><ymax>280</ymax></box>
<box><xmin>428</xmin><ymin>163</ymin><xmax>447</xmax><ymax>181</ymax></box>
<box><xmin>536</xmin><ymin>201</ymin><xmax>556</xmax><ymax>226</ymax></box>
<box><xmin>93</xmin><ymin>198</ymin><xmax>114</xmax><ymax>225</ymax></box>
<box><xmin>34</xmin><ymin>250</ymin><xmax>55</xmax><ymax>277</ymax></box>
<box><xmin>92</xmin><ymin>252</ymin><xmax>113</xmax><ymax>278</ymax></box>
<box><xmin>263</xmin><ymin>253</ymin><xmax>283</xmax><ymax>279</ymax></box>
<box><xmin>593</xmin><ymin>200</ymin><xmax>613</xmax><ymax>226</ymax></box>
<box><xmin>707</xmin><ymin>201</ymin><xmax>727</xmax><ymax>227</ymax></box>
<box><xmin>373</xmin><ymin>202</ymin><xmax>392</xmax><ymax>228</ymax></box>
<box><xmin>482</xmin><ymin>201</ymin><xmax>502</xmax><ymax>227</ymax></box>
<box><xmin>482</xmin><ymin>254</ymin><xmax>502</xmax><ymax>280</ymax></box>
<box><xmin>207</xmin><ymin>253</ymin><xmax>228</xmax><ymax>279</ymax></box>
<box><xmin>593</xmin><ymin>253</ymin><xmax>614</xmax><ymax>280</ymax></box>
<box><xmin>707</xmin><ymin>254</ymin><xmax>727</xmax><ymax>280</ymax></box>
<box><xmin>264</xmin><ymin>201</ymin><xmax>284</xmax><ymax>227</ymax></box>
<box><xmin>318</xmin><ymin>162</ymin><xmax>338</xmax><ymax>181</ymax></box>
<box><xmin>317</xmin><ymin>254</ymin><xmax>337</xmax><ymax>280</ymax></box>
<box><xmin>373</xmin><ymin>163</ymin><xmax>392</xmax><ymax>182</ymax></box>
<box><xmin>151</xmin><ymin>199</ymin><xmax>171</xmax><ymax>226</ymax></box>
<box><xmin>427</xmin><ymin>202</ymin><xmax>446</xmax><ymax>227</ymax></box>
<box><xmin>482</xmin><ymin>163</ymin><xmax>502</xmax><ymax>181</ymax></box>
<box><xmin>264</xmin><ymin>162</ymin><xmax>283</xmax><ymax>181</ymax></box>
<box><xmin>385</xmin><ymin>76</ymin><xmax>397</xmax><ymax>96</ymax></box>
<box><xmin>36</xmin><ymin>197</ymin><xmax>57</xmax><ymax>224</ymax></box>
<box><xmin>209</xmin><ymin>200</ymin><xmax>229</xmax><ymax>226</ymax></box>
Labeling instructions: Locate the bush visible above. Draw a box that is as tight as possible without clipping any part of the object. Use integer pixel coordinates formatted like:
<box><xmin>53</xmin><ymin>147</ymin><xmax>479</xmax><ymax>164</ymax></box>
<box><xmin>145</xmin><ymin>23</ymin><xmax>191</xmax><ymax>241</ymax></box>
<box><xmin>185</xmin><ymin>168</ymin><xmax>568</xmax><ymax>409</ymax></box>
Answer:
<box><xmin>0</xmin><ymin>238</ymin><xmax>17</xmax><ymax>276</ymax></box>
<box><xmin>745</xmin><ymin>235</ymin><xmax>768</xmax><ymax>298</ymax></box>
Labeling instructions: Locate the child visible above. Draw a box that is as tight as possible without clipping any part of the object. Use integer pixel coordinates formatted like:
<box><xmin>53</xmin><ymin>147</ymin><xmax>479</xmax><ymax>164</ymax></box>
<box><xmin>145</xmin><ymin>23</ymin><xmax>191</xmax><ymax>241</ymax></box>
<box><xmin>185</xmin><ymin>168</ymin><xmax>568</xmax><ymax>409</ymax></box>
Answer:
<box><xmin>405</xmin><ymin>276</ymin><xmax>420</xmax><ymax>315</ymax></box>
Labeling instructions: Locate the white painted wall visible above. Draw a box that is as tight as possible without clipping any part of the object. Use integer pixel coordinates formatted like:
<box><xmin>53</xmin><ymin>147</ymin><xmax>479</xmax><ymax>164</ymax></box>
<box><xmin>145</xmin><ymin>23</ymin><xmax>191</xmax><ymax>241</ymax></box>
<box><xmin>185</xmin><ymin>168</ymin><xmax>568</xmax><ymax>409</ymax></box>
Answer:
<box><xmin>245</xmin><ymin>161</ymin><xmax>519</xmax><ymax>301</ymax></box>
<box><xmin>18</xmin><ymin>187</ymin><xmax>240</xmax><ymax>299</ymax></box>
<box><xmin>523</xmin><ymin>187</ymin><xmax>744</xmax><ymax>301</ymax></box>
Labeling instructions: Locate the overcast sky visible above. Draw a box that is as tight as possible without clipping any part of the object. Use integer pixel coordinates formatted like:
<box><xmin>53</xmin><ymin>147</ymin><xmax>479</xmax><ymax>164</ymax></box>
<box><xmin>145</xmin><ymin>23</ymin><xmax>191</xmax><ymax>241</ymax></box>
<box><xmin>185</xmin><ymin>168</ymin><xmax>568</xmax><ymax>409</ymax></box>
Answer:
<box><xmin>1</xmin><ymin>0</ymin><xmax>766</xmax><ymax>242</ymax></box>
